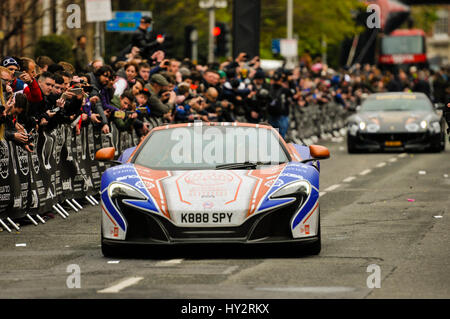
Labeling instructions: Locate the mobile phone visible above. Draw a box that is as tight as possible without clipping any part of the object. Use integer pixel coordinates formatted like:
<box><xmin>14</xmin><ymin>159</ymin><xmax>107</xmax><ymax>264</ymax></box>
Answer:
<box><xmin>69</xmin><ymin>87</ymin><xmax>83</xmax><ymax>95</ymax></box>
<box><xmin>14</xmin><ymin>71</ymin><xmax>23</xmax><ymax>78</ymax></box>
<box><xmin>114</xmin><ymin>111</ymin><xmax>126</xmax><ymax>119</ymax></box>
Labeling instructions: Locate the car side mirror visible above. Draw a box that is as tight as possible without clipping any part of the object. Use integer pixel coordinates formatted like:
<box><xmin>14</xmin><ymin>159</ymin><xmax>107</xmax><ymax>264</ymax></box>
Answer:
<box><xmin>301</xmin><ymin>145</ymin><xmax>330</xmax><ymax>163</ymax></box>
<box><xmin>95</xmin><ymin>147</ymin><xmax>121</xmax><ymax>165</ymax></box>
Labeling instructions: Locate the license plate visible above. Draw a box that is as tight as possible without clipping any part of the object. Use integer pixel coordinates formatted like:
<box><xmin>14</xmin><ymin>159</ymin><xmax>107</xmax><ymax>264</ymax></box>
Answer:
<box><xmin>385</xmin><ymin>141</ymin><xmax>402</xmax><ymax>147</ymax></box>
<box><xmin>180</xmin><ymin>212</ymin><xmax>233</xmax><ymax>225</ymax></box>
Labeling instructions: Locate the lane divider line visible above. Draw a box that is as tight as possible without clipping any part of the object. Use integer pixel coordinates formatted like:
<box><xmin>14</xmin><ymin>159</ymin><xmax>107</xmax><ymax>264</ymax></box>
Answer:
<box><xmin>343</xmin><ymin>176</ymin><xmax>356</xmax><ymax>183</ymax></box>
<box><xmin>156</xmin><ymin>259</ymin><xmax>184</xmax><ymax>266</ymax></box>
<box><xmin>398</xmin><ymin>153</ymin><xmax>407</xmax><ymax>158</ymax></box>
<box><xmin>388</xmin><ymin>158</ymin><xmax>397</xmax><ymax>163</ymax></box>
<box><xmin>324</xmin><ymin>184</ymin><xmax>341</xmax><ymax>192</ymax></box>
<box><xmin>376</xmin><ymin>162</ymin><xmax>386</xmax><ymax>168</ymax></box>
<box><xmin>359</xmin><ymin>169</ymin><xmax>372</xmax><ymax>176</ymax></box>
<box><xmin>319</xmin><ymin>191</ymin><xmax>327</xmax><ymax>197</ymax></box>
<box><xmin>97</xmin><ymin>277</ymin><xmax>144</xmax><ymax>294</ymax></box>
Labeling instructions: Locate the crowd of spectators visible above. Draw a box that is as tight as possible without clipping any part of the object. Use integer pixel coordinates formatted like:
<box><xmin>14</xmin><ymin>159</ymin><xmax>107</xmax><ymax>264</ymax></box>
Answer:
<box><xmin>1</xmin><ymin>17</ymin><xmax>449</xmax><ymax>153</ymax></box>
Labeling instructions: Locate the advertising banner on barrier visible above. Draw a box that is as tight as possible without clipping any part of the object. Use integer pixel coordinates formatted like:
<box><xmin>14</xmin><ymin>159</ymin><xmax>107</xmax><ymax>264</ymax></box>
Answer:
<box><xmin>0</xmin><ymin>140</ymin><xmax>13</xmax><ymax>217</ymax></box>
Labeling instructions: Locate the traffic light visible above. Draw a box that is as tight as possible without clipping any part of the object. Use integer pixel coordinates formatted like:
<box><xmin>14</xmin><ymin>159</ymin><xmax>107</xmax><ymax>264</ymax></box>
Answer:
<box><xmin>184</xmin><ymin>25</ymin><xmax>197</xmax><ymax>59</ymax></box>
<box><xmin>214</xmin><ymin>22</ymin><xmax>230</xmax><ymax>57</ymax></box>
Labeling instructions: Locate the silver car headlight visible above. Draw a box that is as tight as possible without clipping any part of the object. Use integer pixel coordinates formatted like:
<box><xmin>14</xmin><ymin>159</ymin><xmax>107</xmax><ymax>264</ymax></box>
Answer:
<box><xmin>366</xmin><ymin>123</ymin><xmax>380</xmax><ymax>133</ymax></box>
<box><xmin>108</xmin><ymin>182</ymin><xmax>147</xmax><ymax>201</ymax></box>
<box><xmin>270</xmin><ymin>180</ymin><xmax>311</xmax><ymax>200</ymax></box>
<box><xmin>405</xmin><ymin>122</ymin><xmax>420</xmax><ymax>132</ymax></box>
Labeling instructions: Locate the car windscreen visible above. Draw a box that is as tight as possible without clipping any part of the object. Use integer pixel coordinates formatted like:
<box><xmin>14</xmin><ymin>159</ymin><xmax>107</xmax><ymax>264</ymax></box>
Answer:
<box><xmin>133</xmin><ymin>126</ymin><xmax>289</xmax><ymax>170</ymax></box>
<box><xmin>360</xmin><ymin>95</ymin><xmax>433</xmax><ymax>112</ymax></box>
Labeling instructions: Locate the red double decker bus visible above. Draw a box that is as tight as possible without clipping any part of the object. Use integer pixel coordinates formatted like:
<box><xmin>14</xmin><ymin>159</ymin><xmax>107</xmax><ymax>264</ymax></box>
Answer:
<box><xmin>378</xmin><ymin>29</ymin><xmax>428</xmax><ymax>69</ymax></box>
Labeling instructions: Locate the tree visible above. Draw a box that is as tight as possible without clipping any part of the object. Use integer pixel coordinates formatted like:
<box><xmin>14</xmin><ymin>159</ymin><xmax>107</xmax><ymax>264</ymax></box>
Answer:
<box><xmin>34</xmin><ymin>34</ymin><xmax>74</xmax><ymax>64</ymax></box>
<box><xmin>0</xmin><ymin>0</ymin><xmax>44</xmax><ymax>56</ymax></box>
<box><xmin>259</xmin><ymin>0</ymin><xmax>364</xmax><ymax>60</ymax></box>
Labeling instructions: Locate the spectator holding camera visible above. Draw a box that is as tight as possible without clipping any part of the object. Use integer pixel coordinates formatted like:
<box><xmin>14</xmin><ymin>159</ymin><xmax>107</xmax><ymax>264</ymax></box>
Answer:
<box><xmin>3</xmin><ymin>93</ymin><xmax>35</xmax><ymax>153</ymax></box>
<box><xmin>144</xmin><ymin>73</ymin><xmax>175</xmax><ymax>118</ymax></box>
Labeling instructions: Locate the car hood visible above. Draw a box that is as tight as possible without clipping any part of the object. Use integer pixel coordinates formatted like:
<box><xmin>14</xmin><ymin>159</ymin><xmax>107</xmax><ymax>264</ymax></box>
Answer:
<box><xmin>349</xmin><ymin>111</ymin><xmax>438</xmax><ymax>133</ymax></box>
<box><xmin>101</xmin><ymin>162</ymin><xmax>320</xmax><ymax>226</ymax></box>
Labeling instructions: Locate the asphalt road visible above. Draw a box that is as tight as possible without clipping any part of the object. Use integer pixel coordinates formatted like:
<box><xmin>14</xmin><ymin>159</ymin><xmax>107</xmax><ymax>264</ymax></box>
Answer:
<box><xmin>1</xmin><ymin>135</ymin><xmax>449</xmax><ymax>299</ymax></box>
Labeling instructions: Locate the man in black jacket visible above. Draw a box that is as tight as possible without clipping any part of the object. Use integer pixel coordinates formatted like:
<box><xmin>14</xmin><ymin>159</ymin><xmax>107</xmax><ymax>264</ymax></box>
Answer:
<box><xmin>130</xmin><ymin>16</ymin><xmax>164</xmax><ymax>60</ymax></box>
<box><xmin>267</xmin><ymin>71</ymin><xmax>293</xmax><ymax>139</ymax></box>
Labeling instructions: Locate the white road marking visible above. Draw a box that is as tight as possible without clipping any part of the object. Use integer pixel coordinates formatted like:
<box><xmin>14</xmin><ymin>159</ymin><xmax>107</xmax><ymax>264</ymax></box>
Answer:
<box><xmin>222</xmin><ymin>266</ymin><xmax>239</xmax><ymax>275</ymax></box>
<box><xmin>324</xmin><ymin>184</ymin><xmax>341</xmax><ymax>192</ymax></box>
<box><xmin>156</xmin><ymin>259</ymin><xmax>184</xmax><ymax>266</ymax></box>
<box><xmin>107</xmin><ymin>261</ymin><xmax>120</xmax><ymax>264</ymax></box>
<box><xmin>359</xmin><ymin>169</ymin><xmax>372</xmax><ymax>176</ymax></box>
<box><xmin>97</xmin><ymin>277</ymin><xmax>144</xmax><ymax>294</ymax></box>
<box><xmin>319</xmin><ymin>192</ymin><xmax>327</xmax><ymax>197</ymax></box>
<box><xmin>254</xmin><ymin>286</ymin><xmax>356</xmax><ymax>293</ymax></box>
<box><xmin>398</xmin><ymin>153</ymin><xmax>407</xmax><ymax>158</ymax></box>
<box><xmin>388</xmin><ymin>157</ymin><xmax>397</xmax><ymax>163</ymax></box>
<box><xmin>15</xmin><ymin>243</ymin><xmax>26</xmax><ymax>247</ymax></box>
<box><xmin>376</xmin><ymin>162</ymin><xmax>386</xmax><ymax>168</ymax></box>
<box><xmin>343</xmin><ymin>176</ymin><xmax>356</xmax><ymax>183</ymax></box>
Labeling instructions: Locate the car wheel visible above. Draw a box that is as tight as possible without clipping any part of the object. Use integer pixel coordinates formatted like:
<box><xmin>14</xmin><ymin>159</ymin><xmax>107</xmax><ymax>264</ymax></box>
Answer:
<box><xmin>101</xmin><ymin>238</ymin><xmax>125</xmax><ymax>258</ymax></box>
<box><xmin>347</xmin><ymin>137</ymin><xmax>358</xmax><ymax>154</ymax></box>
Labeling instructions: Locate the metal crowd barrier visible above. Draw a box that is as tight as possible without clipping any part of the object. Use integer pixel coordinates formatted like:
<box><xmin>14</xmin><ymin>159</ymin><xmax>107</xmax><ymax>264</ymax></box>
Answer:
<box><xmin>287</xmin><ymin>102</ymin><xmax>349</xmax><ymax>144</ymax></box>
<box><xmin>0</xmin><ymin>118</ymin><xmax>156</xmax><ymax>233</ymax></box>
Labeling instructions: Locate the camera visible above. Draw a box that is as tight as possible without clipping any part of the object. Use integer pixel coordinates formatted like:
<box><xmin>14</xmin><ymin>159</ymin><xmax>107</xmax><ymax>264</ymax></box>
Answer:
<box><xmin>82</xmin><ymin>85</ymin><xmax>93</xmax><ymax>93</ymax></box>
<box><xmin>27</xmin><ymin>128</ymin><xmax>36</xmax><ymax>143</ymax></box>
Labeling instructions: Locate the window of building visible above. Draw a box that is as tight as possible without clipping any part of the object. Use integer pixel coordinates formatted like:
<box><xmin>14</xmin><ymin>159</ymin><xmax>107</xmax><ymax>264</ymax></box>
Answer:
<box><xmin>434</xmin><ymin>9</ymin><xmax>449</xmax><ymax>38</ymax></box>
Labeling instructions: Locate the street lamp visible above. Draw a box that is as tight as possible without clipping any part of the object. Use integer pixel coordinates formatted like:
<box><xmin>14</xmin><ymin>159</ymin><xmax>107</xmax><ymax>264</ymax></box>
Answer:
<box><xmin>199</xmin><ymin>0</ymin><xmax>228</xmax><ymax>63</ymax></box>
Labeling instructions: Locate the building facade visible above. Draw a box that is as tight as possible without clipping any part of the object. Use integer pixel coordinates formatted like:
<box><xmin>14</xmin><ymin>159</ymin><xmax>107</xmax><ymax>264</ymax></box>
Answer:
<box><xmin>427</xmin><ymin>5</ymin><xmax>450</xmax><ymax>68</ymax></box>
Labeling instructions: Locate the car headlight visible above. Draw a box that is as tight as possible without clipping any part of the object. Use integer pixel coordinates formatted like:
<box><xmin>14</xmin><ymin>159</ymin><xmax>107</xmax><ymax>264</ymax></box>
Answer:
<box><xmin>270</xmin><ymin>180</ymin><xmax>311</xmax><ymax>200</ymax></box>
<box><xmin>420</xmin><ymin>120</ymin><xmax>427</xmax><ymax>129</ymax></box>
<box><xmin>405</xmin><ymin>122</ymin><xmax>420</xmax><ymax>132</ymax></box>
<box><xmin>108</xmin><ymin>182</ymin><xmax>147</xmax><ymax>201</ymax></box>
<box><xmin>366</xmin><ymin>123</ymin><xmax>380</xmax><ymax>133</ymax></box>
<box><xmin>359</xmin><ymin>122</ymin><xmax>366</xmax><ymax>130</ymax></box>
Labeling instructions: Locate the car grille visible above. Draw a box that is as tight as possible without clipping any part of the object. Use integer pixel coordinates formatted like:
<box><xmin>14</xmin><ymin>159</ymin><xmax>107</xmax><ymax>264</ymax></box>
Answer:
<box><xmin>116</xmin><ymin>200</ymin><xmax>303</xmax><ymax>243</ymax></box>
<box><xmin>359</xmin><ymin>132</ymin><xmax>427</xmax><ymax>143</ymax></box>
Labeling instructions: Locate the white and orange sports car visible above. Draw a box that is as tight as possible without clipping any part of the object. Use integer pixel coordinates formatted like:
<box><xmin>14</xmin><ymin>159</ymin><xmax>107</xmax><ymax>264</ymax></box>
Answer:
<box><xmin>96</xmin><ymin>122</ymin><xmax>330</xmax><ymax>257</ymax></box>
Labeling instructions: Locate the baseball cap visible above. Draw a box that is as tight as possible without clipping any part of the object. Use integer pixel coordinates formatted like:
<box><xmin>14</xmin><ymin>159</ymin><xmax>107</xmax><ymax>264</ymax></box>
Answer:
<box><xmin>141</xmin><ymin>16</ymin><xmax>152</xmax><ymax>24</ymax></box>
<box><xmin>2</xmin><ymin>57</ymin><xmax>20</xmax><ymax>69</ymax></box>
<box><xmin>150</xmin><ymin>73</ymin><xmax>170</xmax><ymax>86</ymax></box>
